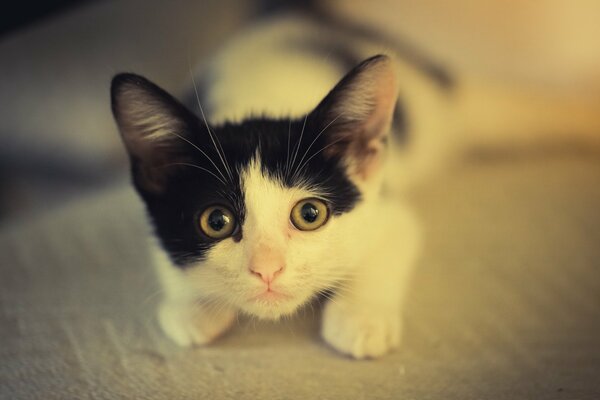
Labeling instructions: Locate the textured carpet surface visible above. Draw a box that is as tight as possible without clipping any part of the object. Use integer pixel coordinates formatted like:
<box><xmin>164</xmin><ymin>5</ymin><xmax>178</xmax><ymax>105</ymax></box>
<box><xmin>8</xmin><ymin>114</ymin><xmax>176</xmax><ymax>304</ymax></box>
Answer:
<box><xmin>1</xmin><ymin>156</ymin><xmax>599</xmax><ymax>399</ymax></box>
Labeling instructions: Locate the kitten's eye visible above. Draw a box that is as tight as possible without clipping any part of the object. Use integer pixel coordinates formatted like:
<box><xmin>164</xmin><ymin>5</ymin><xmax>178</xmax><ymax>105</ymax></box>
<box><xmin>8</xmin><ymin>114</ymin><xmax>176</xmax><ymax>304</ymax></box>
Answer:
<box><xmin>199</xmin><ymin>206</ymin><xmax>236</xmax><ymax>239</ymax></box>
<box><xmin>290</xmin><ymin>198</ymin><xmax>329</xmax><ymax>231</ymax></box>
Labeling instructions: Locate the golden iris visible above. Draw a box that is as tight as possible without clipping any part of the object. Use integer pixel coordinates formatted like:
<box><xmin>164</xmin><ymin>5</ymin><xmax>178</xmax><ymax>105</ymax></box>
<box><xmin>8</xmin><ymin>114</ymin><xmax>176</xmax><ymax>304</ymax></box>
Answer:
<box><xmin>199</xmin><ymin>206</ymin><xmax>236</xmax><ymax>239</ymax></box>
<box><xmin>291</xmin><ymin>198</ymin><xmax>329</xmax><ymax>231</ymax></box>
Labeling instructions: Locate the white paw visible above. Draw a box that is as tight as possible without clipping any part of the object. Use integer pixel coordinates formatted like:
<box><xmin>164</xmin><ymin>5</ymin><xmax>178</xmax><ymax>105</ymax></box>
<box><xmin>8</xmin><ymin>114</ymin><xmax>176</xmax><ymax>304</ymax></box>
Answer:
<box><xmin>321</xmin><ymin>300</ymin><xmax>401</xmax><ymax>359</ymax></box>
<box><xmin>157</xmin><ymin>300</ymin><xmax>235</xmax><ymax>347</ymax></box>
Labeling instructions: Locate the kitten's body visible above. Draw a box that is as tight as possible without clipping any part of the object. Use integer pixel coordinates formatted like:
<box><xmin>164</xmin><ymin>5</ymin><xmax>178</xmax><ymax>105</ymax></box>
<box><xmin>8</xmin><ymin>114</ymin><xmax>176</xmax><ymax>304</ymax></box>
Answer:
<box><xmin>112</xmin><ymin>13</ymin><xmax>600</xmax><ymax>359</ymax></box>
<box><xmin>196</xmin><ymin>15</ymin><xmax>454</xmax><ymax>192</ymax></box>
<box><xmin>174</xmin><ymin>16</ymin><xmax>424</xmax><ymax>357</ymax></box>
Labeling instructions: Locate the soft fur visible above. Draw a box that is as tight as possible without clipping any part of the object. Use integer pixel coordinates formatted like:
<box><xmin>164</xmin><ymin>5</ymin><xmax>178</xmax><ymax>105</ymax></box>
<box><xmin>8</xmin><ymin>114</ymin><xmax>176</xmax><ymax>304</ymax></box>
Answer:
<box><xmin>111</xmin><ymin>14</ymin><xmax>599</xmax><ymax>360</ymax></box>
<box><xmin>112</xmin><ymin>50</ymin><xmax>422</xmax><ymax>359</ymax></box>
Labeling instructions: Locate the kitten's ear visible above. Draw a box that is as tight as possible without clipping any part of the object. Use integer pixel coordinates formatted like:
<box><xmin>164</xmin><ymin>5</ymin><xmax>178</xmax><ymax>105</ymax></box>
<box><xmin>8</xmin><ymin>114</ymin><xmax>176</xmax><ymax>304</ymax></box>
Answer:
<box><xmin>111</xmin><ymin>73</ymin><xmax>199</xmax><ymax>193</ymax></box>
<box><xmin>311</xmin><ymin>55</ymin><xmax>398</xmax><ymax>180</ymax></box>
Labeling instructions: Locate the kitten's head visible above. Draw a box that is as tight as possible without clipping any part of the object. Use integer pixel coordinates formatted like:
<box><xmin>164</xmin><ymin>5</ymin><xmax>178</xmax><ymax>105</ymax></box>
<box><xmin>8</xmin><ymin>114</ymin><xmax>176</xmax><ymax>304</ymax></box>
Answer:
<box><xmin>111</xmin><ymin>55</ymin><xmax>398</xmax><ymax>319</ymax></box>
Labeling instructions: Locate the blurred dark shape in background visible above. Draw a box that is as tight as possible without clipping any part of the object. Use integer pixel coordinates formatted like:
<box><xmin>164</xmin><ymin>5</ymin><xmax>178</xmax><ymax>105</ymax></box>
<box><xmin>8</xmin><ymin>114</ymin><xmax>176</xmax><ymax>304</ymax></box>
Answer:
<box><xmin>0</xmin><ymin>0</ymin><xmax>94</xmax><ymax>36</ymax></box>
<box><xmin>0</xmin><ymin>0</ymin><xmax>93</xmax><ymax>220</ymax></box>
<box><xmin>0</xmin><ymin>0</ymin><xmax>261</xmax><ymax>223</ymax></box>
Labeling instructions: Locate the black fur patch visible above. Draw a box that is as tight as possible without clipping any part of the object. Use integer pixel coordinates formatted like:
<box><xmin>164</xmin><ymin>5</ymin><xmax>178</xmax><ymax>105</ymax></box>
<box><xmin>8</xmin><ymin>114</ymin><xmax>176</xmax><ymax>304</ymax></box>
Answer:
<box><xmin>112</xmin><ymin>75</ymin><xmax>361</xmax><ymax>268</ymax></box>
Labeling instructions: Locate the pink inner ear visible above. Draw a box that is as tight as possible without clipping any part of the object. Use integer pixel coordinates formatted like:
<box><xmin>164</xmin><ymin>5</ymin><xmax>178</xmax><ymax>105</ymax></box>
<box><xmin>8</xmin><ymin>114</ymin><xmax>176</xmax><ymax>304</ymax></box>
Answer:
<box><xmin>362</xmin><ymin>62</ymin><xmax>400</xmax><ymax>140</ymax></box>
<box><xmin>333</xmin><ymin>57</ymin><xmax>399</xmax><ymax>180</ymax></box>
<box><xmin>360</xmin><ymin>64</ymin><xmax>399</xmax><ymax>179</ymax></box>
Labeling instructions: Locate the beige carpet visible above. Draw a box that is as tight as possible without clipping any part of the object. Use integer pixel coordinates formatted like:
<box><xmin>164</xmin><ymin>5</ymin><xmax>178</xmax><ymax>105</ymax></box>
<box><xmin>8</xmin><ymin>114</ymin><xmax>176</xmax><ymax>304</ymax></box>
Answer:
<box><xmin>1</xmin><ymin>154</ymin><xmax>599</xmax><ymax>399</ymax></box>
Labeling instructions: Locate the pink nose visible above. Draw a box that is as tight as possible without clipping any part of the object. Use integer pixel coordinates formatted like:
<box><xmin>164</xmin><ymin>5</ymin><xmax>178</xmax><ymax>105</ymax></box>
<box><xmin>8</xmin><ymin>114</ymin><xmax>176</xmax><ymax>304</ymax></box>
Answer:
<box><xmin>249</xmin><ymin>264</ymin><xmax>284</xmax><ymax>284</ymax></box>
<box><xmin>248</xmin><ymin>244</ymin><xmax>285</xmax><ymax>284</ymax></box>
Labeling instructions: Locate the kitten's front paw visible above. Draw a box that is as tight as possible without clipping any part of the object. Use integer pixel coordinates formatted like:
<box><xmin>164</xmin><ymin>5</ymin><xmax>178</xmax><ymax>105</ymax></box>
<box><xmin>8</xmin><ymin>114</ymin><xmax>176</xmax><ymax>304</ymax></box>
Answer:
<box><xmin>321</xmin><ymin>300</ymin><xmax>401</xmax><ymax>359</ymax></box>
<box><xmin>158</xmin><ymin>301</ymin><xmax>235</xmax><ymax>347</ymax></box>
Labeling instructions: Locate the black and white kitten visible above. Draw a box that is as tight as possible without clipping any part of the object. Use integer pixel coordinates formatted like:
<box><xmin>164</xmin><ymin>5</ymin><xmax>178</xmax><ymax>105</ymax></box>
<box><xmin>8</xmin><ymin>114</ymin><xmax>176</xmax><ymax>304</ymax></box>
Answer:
<box><xmin>110</xmin><ymin>13</ymin><xmax>599</xmax><ymax>359</ymax></box>
<box><xmin>112</xmin><ymin>45</ymin><xmax>421</xmax><ymax>358</ymax></box>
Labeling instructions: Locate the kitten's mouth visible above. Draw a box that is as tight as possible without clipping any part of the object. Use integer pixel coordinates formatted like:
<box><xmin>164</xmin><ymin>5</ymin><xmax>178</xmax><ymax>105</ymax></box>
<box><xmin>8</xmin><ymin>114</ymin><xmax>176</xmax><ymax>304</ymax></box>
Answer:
<box><xmin>250</xmin><ymin>289</ymin><xmax>290</xmax><ymax>302</ymax></box>
<box><xmin>242</xmin><ymin>288</ymin><xmax>304</xmax><ymax>320</ymax></box>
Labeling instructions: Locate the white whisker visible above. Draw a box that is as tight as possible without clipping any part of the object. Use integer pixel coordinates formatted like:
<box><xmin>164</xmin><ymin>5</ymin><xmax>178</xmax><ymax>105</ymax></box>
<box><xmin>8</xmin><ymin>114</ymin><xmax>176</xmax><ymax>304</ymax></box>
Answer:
<box><xmin>285</xmin><ymin>117</ymin><xmax>292</xmax><ymax>176</ymax></box>
<box><xmin>293</xmin><ymin>113</ymin><xmax>344</xmax><ymax>178</ymax></box>
<box><xmin>163</xmin><ymin>162</ymin><xmax>227</xmax><ymax>185</ymax></box>
<box><xmin>288</xmin><ymin>113</ymin><xmax>308</xmax><ymax>179</ymax></box>
<box><xmin>294</xmin><ymin>137</ymin><xmax>346</xmax><ymax>176</ymax></box>
<box><xmin>188</xmin><ymin>61</ymin><xmax>234</xmax><ymax>183</ymax></box>
<box><xmin>167</xmin><ymin>131</ymin><xmax>228</xmax><ymax>182</ymax></box>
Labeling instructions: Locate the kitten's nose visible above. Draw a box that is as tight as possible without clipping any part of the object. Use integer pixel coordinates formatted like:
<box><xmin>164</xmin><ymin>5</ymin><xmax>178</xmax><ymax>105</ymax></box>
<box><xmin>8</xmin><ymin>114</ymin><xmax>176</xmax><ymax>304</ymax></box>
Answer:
<box><xmin>248</xmin><ymin>245</ymin><xmax>285</xmax><ymax>284</ymax></box>
<box><xmin>249</xmin><ymin>264</ymin><xmax>284</xmax><ymax>284</ymax></box>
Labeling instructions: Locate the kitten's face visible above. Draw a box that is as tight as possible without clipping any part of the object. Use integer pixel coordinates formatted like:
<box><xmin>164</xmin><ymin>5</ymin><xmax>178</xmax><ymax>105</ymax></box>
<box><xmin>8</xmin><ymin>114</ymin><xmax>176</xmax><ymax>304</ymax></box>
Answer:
<box><xmin>190</xmin><ymin>157</ymin><xmax>358</xmax><ymax>319</ymax></box>
<box><xmin>112</xmin><ymin>55</ymin><xmax>398</xmax><ymax>319</ymax></box>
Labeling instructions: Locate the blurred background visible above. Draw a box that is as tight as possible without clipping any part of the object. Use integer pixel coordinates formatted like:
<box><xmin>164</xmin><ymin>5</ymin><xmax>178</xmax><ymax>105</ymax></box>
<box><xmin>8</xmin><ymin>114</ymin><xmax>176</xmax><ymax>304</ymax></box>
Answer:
<box><xmin>0</xmin><ymin>0</ymin><xmax>257</xmax><ymax>222</ymax></box>
<box><xmin>2</xmin><ymin>0</ymin><xmax>600</xmax><ymax>224</ymax></box>
<box><xmin>1</xmin><ymin>2</ymin><xmax>600</xmax><ymax>398</ymax></box>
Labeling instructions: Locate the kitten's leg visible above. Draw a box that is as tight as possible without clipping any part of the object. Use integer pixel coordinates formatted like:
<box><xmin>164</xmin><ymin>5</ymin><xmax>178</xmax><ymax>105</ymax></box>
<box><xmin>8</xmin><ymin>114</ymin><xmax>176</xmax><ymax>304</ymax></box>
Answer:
<box><xmin>321</xmin><ymin>206</ymin><xmax>421</xmax><ymax>359</ymax></box>
<box><xmin>157</xmin><ymin>298</ymin><xmax>236</xmax><ymax>347</ymax></box>
<box><xmin>153</xmin><ymin>247</ymin><xmax>236</xmax><ymax>346</ymax></box>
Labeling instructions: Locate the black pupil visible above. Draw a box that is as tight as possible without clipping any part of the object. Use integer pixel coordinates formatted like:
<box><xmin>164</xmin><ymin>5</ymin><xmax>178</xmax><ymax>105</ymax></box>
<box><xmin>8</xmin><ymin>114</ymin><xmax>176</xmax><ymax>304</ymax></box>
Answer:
<box><xmin>301</xmin><ymin>203</ymin><xmax>319</xmax><ymax>223</ymax></box>
<box><xmin>208</xmin><ymin>209</ymin><xmax>229</xmax><ymax>231</ymax></box>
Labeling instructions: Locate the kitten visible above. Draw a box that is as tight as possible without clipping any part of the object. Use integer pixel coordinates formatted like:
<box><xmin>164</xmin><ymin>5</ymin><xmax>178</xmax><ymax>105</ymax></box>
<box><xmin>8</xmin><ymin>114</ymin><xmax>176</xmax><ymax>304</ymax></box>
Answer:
<box><xmin>111</xmin><ymin>52</ymin><xmax>421</xmax><ymax>359</ymax></box>
<box><xmin>111</xmin><ymin>8</ymin><xmax>600</xmax><ymax>359</ymax></box>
